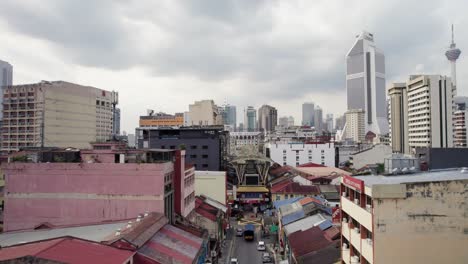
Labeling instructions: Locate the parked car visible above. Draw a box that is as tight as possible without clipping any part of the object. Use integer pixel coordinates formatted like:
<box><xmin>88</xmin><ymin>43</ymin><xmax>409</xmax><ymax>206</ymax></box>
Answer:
<box><xmin>230</xmin><ymin>258</ymin><xmax>238</xmax><ymax>264</ymax></box>
<box><xmin>257</xmin><ymin>241</ymin><xmax>266</xmax><ymax>251</ymax></box>
<box><xmin>262</xmin><ymin>252</ymin><xmax>272</xmax><ymax>263</ymax></box>
<box><xmin>236</xmin><ymin>228</ymin><xmax>243</xmax><ymax>237</ymax></box>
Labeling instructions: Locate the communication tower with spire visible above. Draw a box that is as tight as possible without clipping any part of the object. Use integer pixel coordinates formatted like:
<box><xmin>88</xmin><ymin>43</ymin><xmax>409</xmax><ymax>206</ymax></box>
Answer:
<box><xmin>445</xmin><ymin>24</ymin><xmax>461</xmax><ymax>91</ymax></box>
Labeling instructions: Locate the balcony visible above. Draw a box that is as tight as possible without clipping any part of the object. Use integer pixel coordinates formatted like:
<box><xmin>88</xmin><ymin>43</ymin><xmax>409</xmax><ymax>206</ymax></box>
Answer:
<box><xmin>342</xmin><ymin>219</ymin><xmax>350</xmax><ymax>240</ymax></box>
<box><xmin>361</xmin><ymin>238</ymin><xmax>373</xmax><ymax>263</ymax></box>
<box><xmin>341</xmin><ymin>196</ymin><xmax>372</xmax><ymax>230</ymax></box>
<box><xmin>350</xmin><ymin>226</ymin><xmax>361</xmax><ymax>249</ymax></box>
<box><xmin>342</xmin><ymin>247</ymin><xmax>350</xmax><ymax>264</ymax></box>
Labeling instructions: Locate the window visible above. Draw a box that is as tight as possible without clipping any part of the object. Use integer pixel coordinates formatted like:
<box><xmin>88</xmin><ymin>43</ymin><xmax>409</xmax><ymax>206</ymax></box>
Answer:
<box><xmin>190</xmin><ymin>155</ymin><xmax>197</xmax><ymax>158</ymax></box>
<box><xmin>276</xmin><ymin>195</ymin><xmax>280</xmax><ymax>201</ymax></box>
<box><xmin>202</xmin><ymin>154</ymin><xmax>208</xmax><ymax>158</ymax></box>
<box><xmin>202</xmin><ymin>145</ymin><xmax>208</xmax><ymax>149</ymax></box>
<box><xmin>190</xmin><ymin>145</ymin><xmax>197</xmax><ymax>149</ymax></box>
<box><xmin>296</xmin><ymin>162</ymin><xmax>299</xmax><ymax>166</ymax></box>
<box><xmin>170</xmin><ymin>145</ymin><xmax>175</xmax><ymax>149</ymax></box>
<box><xmin>161</xmin><ymin>145</ymin><xmax>165</xmax><ymax>149</ymax></box>
<box><xmin>283</xmin><ymin>162</ymin><xmax>287</xmax><ymax>166</ymax></box>
<box><xmin>296</xmin><ymin>156</ymin><xmax>299</xmax><ymax>161</ymax></box>
<box><xmin>202</xmin><ymin>164</ymin><xmax>208</xmax><ymax>168</ymax></box>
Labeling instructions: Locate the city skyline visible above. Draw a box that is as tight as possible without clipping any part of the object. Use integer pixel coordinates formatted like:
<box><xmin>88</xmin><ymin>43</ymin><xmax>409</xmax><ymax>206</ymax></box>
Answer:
<box><xmin>0</xmin><ymin>1</ymin><xmax>466</xmax><ymax>133</ymax></box>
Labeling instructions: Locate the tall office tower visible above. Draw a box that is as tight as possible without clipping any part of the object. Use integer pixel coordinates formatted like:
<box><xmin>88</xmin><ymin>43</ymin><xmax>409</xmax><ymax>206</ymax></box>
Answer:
<box><xmin>221</xmin><ymin>104</ymin><xmax>237</xmax><ymax>130</ymax></box>
<box><xmin>302</xmin><ymin>102</ymin><xmax>315</xmax><ymax>126</ymax></box>
<box><xmin>445</xmin><ymin>25</ymin><xmax>461</xmax><ymax>91</ymax></box>
<box><xmin>278</xmin><ymin>116</ymin><xmax>294</xmax><ymax>128</ymax></box>
<box><xmin>187</xmin><ymin>100</ymin><xmax>222</xmax><ymax>126</ymax></box>
<box><xmin>258</xmin><ymin>104</ymin><xmax>278</xmax><ymax>132</ymax></box>
<box><xmin>388</xmin><ymin>83</ymin><xmax>408</xmax><ymax>153</ymax></box>
<box><xmin>314</xmin><ymin>106</ymin><xmax>323</xmax><ymax>133</ymax></box>
<box><xmin>325</xmin><ymin>114</ymin><xmax>334</xmax><ymax>132</ymax></box>
<box><xmin>407</xmin><ymin>75</ymin><xmax>454</xmax><ymax>152</ymax></box>
<box><xmin>344</xmin><ymin>109</ymin><xmax>365</xmax><ymax>143</ymax></box>
<box><xmin>2</xmin><ymin>81</ymin><xmax>117</xmax><ymax>151</ymax></box>
<box><xmin>245</xmin><ymin>106</ymin><xmax>257</xmax><ymax>132</ymax></box>
<box><xmin>346</xmin><ymin>31</ymin><xmax>389</xmax><ymax>135</ymax></box>
<box><xmin>113</xmin><ymin>108</ymin><xmax>121</xmax><ymax>136</ymax></box>
<box><xmin>0</xmin><ymin>60</ymin><xmax>13</xmax><ymax>120</ymax></box>
<box><xmin>453</xmin><ymin>96</ymin><xmax>468</xmax><ymax>147</ymax></box>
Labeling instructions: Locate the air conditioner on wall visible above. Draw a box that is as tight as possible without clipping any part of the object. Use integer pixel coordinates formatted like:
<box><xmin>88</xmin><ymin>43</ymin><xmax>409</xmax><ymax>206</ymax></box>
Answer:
<box><xmin>367</xmin><ymin>238</ymin><xmax>373</xmax><ymax>245</ymax></box>
<box><xmin>342</xmin><ymin>192</ymin><xmax>347</xmax><ymax>197</ymax></box>
<box><xmin>354</xmin><ymin>199</ymin><xmax>359</xmax><ymax>204</ymax></box>
<box><xmin>366</xmin><ymin>204</ymin><xmax>371</xmax><ymax>211</ymax></box>
<box><xmin>342</xmin><ymin>218</ymin><xmax>348</xmax><ymax>223</ymax></box>
<box><xmin>355</xmin><ymin>227</ymin><xmax>360</xmax><ymax>234</ymax></box>
<box><xmin>343</xmin><ymin>243</ymin><xmax>348</xmax><ymax>249</ymax></box>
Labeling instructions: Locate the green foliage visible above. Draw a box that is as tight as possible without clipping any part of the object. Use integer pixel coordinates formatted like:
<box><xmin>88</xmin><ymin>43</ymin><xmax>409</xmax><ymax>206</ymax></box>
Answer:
<box><xmin>12</xmin><ymin>155</ymin><xmax>28</xmax><ymax>162</ymax></box>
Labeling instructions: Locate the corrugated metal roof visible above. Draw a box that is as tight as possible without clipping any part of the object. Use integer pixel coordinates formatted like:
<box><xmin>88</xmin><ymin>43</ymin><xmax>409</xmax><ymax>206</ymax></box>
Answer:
<box><xmin>278</xmin><ymin>202</ymin><xmax>302</xmax><ymax>216</ymax></box>
<box><xmin>137</xmin><ymin>224</ymin><xmax>203</xmax><ymax>264</ymax></box>
<box><xmin>272</xmin><ymin>197</ymin><xmax>301</xmax><ymax>209</ymax></box>
<box><xmin>281</xmin><ymin>210</ymin><xmax>305</xmax><ymax>225</ymax></box>
<box><xmin>288</xmin><ymin>226</ymin><xmax>334</xmax><ymax>258</ymax></box>
<box><xmin>0</xmin><ymin>237</ymin><xmax>134</xmax><ymax>264</ymax></box>
<box><xmin>284</xmin><ymin>214</ymin><xmax>327</xmax><ymax>236</ymax></box>
<box><xmin>0</xmin><ymin>221</ymin><xmax>127</xmax><ymax>247</ymax></box>
<box><xmin>318</xmin><ymin>220</ymin><xmax>333</xmax><ymax>231</ymax></box>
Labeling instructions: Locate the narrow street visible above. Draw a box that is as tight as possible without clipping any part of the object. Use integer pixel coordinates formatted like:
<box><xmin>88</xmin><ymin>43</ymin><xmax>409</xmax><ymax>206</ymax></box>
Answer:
<box><xmin>228</xmin><ymin>213</ymin><xmax>276</xmax><ymax>264</ymax></box>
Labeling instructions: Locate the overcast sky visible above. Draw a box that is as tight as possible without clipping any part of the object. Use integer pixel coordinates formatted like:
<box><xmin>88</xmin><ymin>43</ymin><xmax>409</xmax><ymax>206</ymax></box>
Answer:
<box><xmin>0</xmin><ymin>0</ymin><xmax>466</xmax><ymax>133</ymax></box>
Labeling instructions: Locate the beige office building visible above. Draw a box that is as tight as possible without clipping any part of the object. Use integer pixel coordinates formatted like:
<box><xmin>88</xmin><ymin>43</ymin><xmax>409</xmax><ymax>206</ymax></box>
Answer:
<box><xmin>2</xmin><ymin>81</ymin><xmax>117</xmax><ymax>151</ymax></box>
<box><xmin>194</xmin><ymin>170</ymin><xmax>226</xmax><ymax>204</ymax></box>
<box><xmin>388</xmin><ymin>83</ymin><xmax>408</xmax><ymax>153</ymax></box>
<box><xmin>340</xmin><ymin>170</ymin><xmax>468</xmax><ymax>264</ymax></box>
<box><xmin>187</xmin><ymin>100</ymin><xmax>222</xmax><ymax>126</ymax></box>
<box><xmin>344</xmin><ymin>109</ymin><xmax>365</xmax><ymax>143</ymax></box>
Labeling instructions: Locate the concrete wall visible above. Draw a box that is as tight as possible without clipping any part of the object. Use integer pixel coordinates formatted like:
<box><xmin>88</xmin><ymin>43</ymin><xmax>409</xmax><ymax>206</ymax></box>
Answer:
<box><xmin>373</xmin><ymin>180</ymin><xmax>468</xmax><ymax>263</ymax></box>
<box><xmin>415</xmin><ymin>148</ymin><xmax>468</xmax><ymax>170</ymax></box>
<box><xmin>3</xmin><ymin>162</ymin><xmax>173</xmax><ymax>231</ymax></box>
<box><xmin>194</xmin><ymin>171</ymin><xmax>226</xmax><ymax>205</ymax></box>
<box><xmin>350</xmin><ymin>144</ymin><xmax>392</xmax><ymax>169</ymax></box>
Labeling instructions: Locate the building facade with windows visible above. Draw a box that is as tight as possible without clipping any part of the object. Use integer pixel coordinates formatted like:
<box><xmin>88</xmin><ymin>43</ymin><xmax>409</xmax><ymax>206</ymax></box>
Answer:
<box><xmin>136</xmin><ymin>126</ymin><xmax>229</xmax><ymax>171</ymax></box>
<box><xmin>187</xmin><ymin>100</ymin><xmax>223</xmax><ymax>126</ymax></box>
<box><xmin>344</xmin><ymin>109</ymin><xmax>365</xmax><ymax>143</ymax></box>
<box><xmin>265</xmin><ymin>142</ymin><xmax>335</xmax><ymax>167</ymax></box>
<box><xmin>0</xmin><ymin>60</ymin><xmax>13</xmax><ymax>120</ymax></box>
<box><xmin>302</xmin><ymin>102</ymin><xmax>315</xmax><ymax>126</ymax></box>
<box><xmin>244</xmin><ymin>106</ymin><xmax>257</xmax><ymax>132</ymax></box>
<box><xmin>258</xmin><ymin>104</ymin><xmax>278</xmax><ymax>132</ymax></box>
<box><xmin>229</xmin><ymin>131</ymin><xmax>263</xmax><ymax>155</ymax></box>
<box><xmin>2</xmin><ymin>81</ymin><xmax>116</xmax><ymax>151</ymax></box>
<box><xmin>340</xmin><ymin>171</ymin><xmax>468</xmax><ymax>264</ymax></box>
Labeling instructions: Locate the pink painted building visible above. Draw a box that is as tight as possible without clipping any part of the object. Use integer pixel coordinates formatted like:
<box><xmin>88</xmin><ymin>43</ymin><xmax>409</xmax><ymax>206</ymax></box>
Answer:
<box><xmin>2</xmin><ymin>142</ymin><xmax>195</xmax><ymax>231</ymax></box>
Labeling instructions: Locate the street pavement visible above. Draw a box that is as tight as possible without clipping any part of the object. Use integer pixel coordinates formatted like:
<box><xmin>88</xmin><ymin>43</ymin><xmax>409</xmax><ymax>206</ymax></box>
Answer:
<box><xmin>228</xmin><ymin>213</ymin><xmax>276</xmax><ymax>264</ymax></box>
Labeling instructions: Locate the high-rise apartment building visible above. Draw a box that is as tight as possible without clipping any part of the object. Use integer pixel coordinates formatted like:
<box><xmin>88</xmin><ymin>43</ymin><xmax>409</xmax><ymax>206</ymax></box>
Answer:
<box><xmin>453</xmin><ymin>96</ymin><xmax>468</xmax><ymax>147</ymax></box>
<box><xmin>139</xmin><ymin>111</ymin><xmax>184</xmax><ymax>127</ymax></box>
<box><xmin>407</xmin><ymin>75</ymin><xmax>453</xmax><ymax>151</ymax></box>
<box><xmin>113</xmin><ymin>107</ymin><xmax>121</xmax><ymax>136</ymax></box>
<box><xmin>245</xmin><ymin>106</ymin><xmax>257</xmax><ymax>132</ymax></box>
<box><xmin>388</xmin><ymin>75</ymin><xmax>455</xmax><ymax>153</ymax></box>
<box><xmin>1</xmin><ymin>81</ymin><xmax>117</xmax><ymax>151</ymax></box>
<box><xmin>258</xmin><ymin>104</ymin><xmax>278</xmax><ymax>132</ymax></box>
<box><xmin>187</xmin><ymin>100</ymin><xmax>222</xmax><ymax>126</ymax></box>
<box><xmin>302</xmin><ymin>102</ymin><xmax>315</xmax><ymax>126</ymax></box>
<box><xmin>314</xmin><ymin>106</ymin><xmax>323</xmax><ymax>133</ymax></box>
<box><xmin>388</xmin><ymin>83</ymin><xmax>408</xmax><ymax>153</ymax></box>
<box><xmin>0</xmin><ymin>60</ymin><xmax>13</xmax><ymax>120</ymax></box>
<box><xmin>344</xmin><ymin>109</ymin><xmax>365</xmax><ymax>143</ymax></box>
<box><xmin>346</xmin><ymin>31</ymin><xmax>388</xmax><ymax>136</ymax></box>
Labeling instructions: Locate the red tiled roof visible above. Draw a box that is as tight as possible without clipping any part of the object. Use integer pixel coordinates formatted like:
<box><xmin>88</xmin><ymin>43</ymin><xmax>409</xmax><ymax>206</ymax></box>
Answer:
<box><xmin>323</xmin><ymin>226</ymin><xmax>341</xmax><ymax>241</ymax></box>
<box><xmin>288</xmin><ymin>226</ymin><xmax>334</xmax><ymax>258</ymax></box>
<box><xmin>0</xmin><ymin>237</ymin><xmax>134</xmax><ymax>264</ymax></box>
<box><xmin>298</xmin><ymin>197</ymin><xmax>323</xmax><ymax>206</ymax></box>
<box><xmin>271</xmin><ymin>181</ymin><xmax>320</xmax><ymax>195</ymax></box>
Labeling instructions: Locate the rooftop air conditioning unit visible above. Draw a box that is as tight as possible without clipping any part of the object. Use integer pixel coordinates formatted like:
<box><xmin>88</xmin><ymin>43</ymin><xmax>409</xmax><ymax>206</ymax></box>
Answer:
<box><xmin>354</xmin><ymin>199</ymin><xmax>359</xmax><ymax>204</ymax></box>
<box><xmin>402</xmin><ymin>167</ymin><xmax>409</xmax><ymax>173</ymax></box>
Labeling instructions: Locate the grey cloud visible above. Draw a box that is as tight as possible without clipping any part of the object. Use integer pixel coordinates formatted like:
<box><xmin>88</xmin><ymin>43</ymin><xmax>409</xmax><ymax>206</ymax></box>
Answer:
<box><xmin>1</xmin><ymin>0</ymin><xmax>467</xmax><ymax>104</ymax></box>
